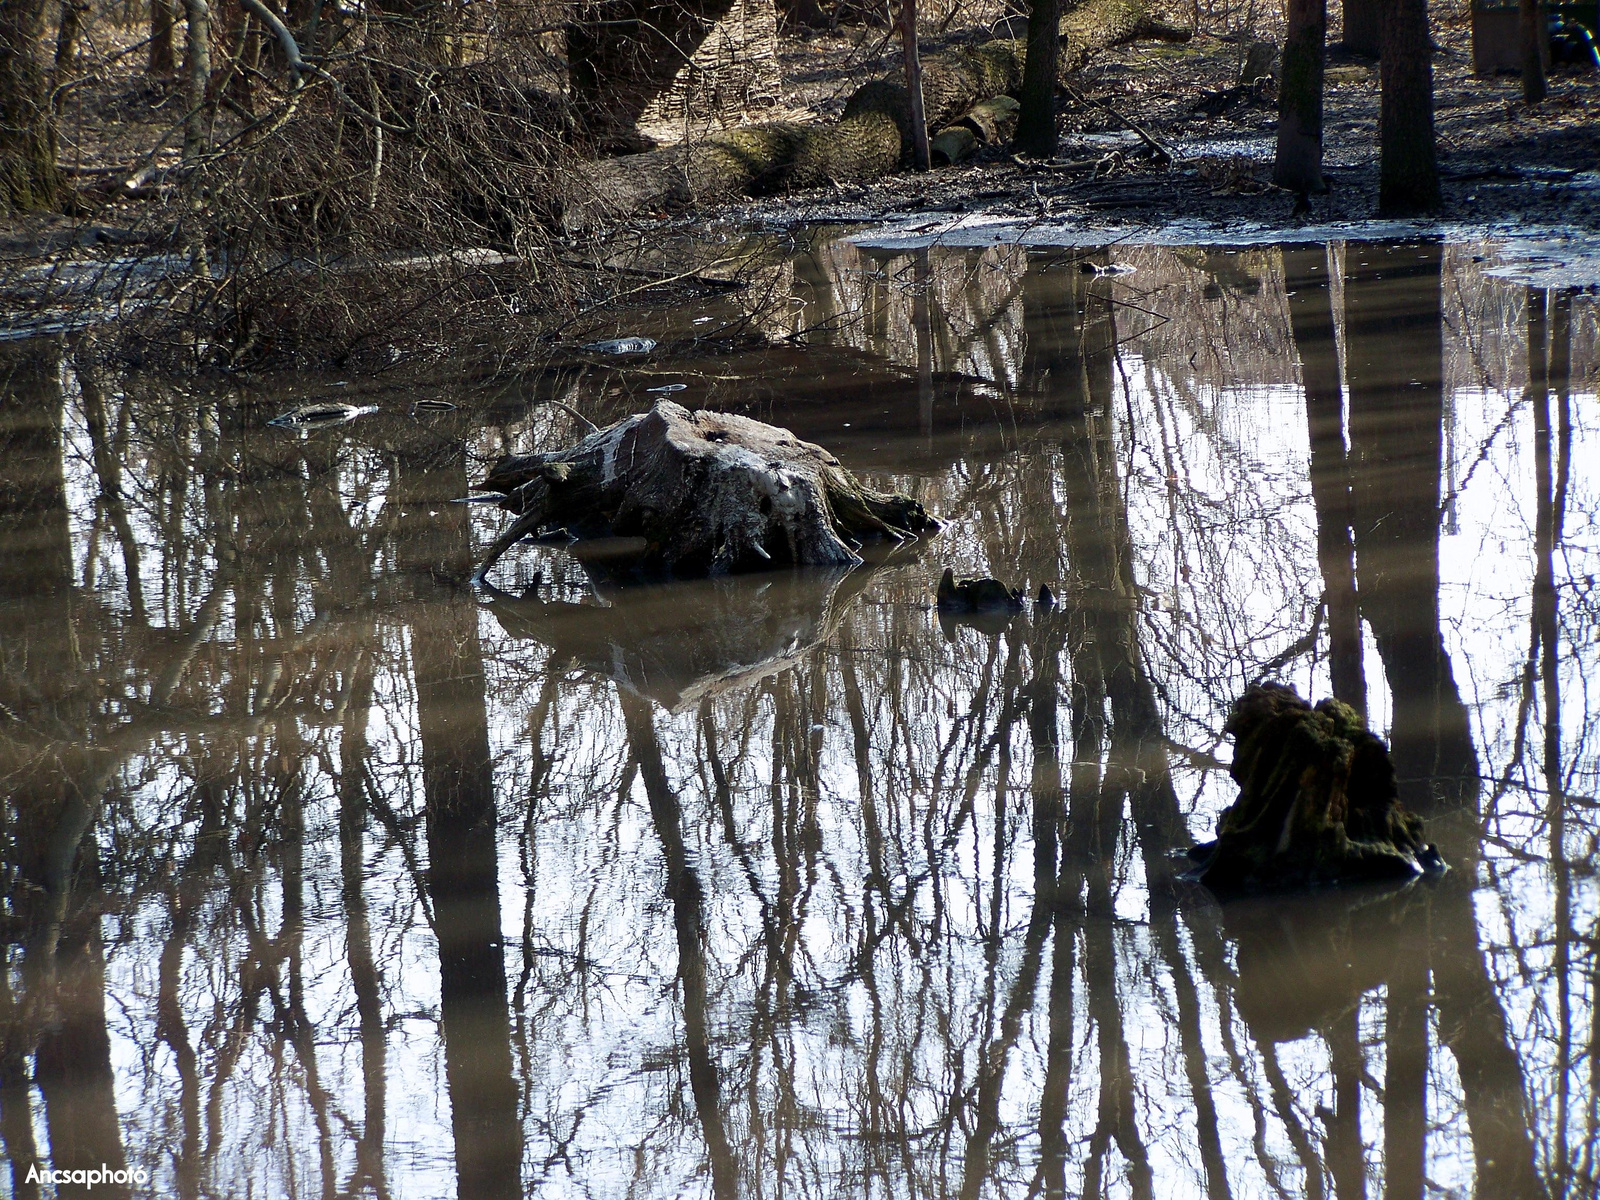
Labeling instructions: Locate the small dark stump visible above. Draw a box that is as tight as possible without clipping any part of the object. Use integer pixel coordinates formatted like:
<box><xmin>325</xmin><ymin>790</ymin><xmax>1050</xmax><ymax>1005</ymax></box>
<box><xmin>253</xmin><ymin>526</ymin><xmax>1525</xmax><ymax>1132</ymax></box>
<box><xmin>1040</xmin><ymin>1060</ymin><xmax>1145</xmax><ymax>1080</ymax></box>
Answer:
<box><xmin>935</xmin><ymin>568</ymin><xmax>1023</xmax><ymax>612</ymax></box>
<box><xmin>1187</xmin><ymin>682</ymin><xmax>1444</xmax><ymax>892</ymax></box>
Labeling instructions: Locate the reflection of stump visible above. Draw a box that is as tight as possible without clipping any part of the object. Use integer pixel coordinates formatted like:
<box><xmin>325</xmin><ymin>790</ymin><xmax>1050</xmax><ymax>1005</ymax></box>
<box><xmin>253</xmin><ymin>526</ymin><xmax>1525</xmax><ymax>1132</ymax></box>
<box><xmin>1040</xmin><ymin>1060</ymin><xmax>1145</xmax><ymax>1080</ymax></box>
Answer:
<box><xmin>482</xmin><ymin>567</ymin><xmax>866</xmax><ymax>709</ymax></box>
<box><xmin>1191</xmin><ymin>683</ymin><xmax>1440</xmax><ymax>891</ymax></box>
<box><xmin>476</xmin><ymin>400</ymin><xmax>938</xmax><ymax>580</ymax></box>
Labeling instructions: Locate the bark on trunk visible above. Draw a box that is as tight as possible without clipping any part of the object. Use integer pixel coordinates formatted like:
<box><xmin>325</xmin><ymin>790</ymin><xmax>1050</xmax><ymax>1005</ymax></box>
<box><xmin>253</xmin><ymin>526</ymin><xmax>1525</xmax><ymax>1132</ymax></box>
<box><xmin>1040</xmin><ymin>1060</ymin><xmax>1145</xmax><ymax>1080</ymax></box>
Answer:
<box><xmin>1520</xmin><ymin>0</ymin><xmax>1547</xmax><ymax>101</ymax></box>
<box><xmin>475</xmin><ymin>400</ymin><xmax>939</xmax><ymax>580</ymax></box>
<box><xmin>1273</xmin><ymin>0</ymin><xmax>1325</xmax><ymax>194</ymax></box>
<box><xmin>899</xmin><ymin>0</ymin><xmax>930</xmax><ymax>170</ymax></box>
<box><xmin>1341</xmin><ymin>0</ymin><xmax>1380</xmax><ymax>56</ymax></box>
<box><xmin>1015</xmin><ymin>0</ymin><xmax>1061</xmax><ymax>156</ymax></box>
<box><xmin>0</xmin><ymin>0</ymin><xmax>60</xmax><ymax>215</ymax></box>
<box><xmin>181</xmin><ymin>0</ymin><xmax>210</xmax><ymax>163</ymax></box>
<box><xmin>566</xmin><ymin>0</ymin><xmax>1185</xmax><ymax>228</ymax></box>
<box><xmin>568</xmin><ymin>0</ymin><xmax>780</xmax><ymax>146</ymax></box>
<box><xmin>1378</xmin><ymin>0</ymin><xmax>1438</xmax><ymax>214</ymax></box>
<box><xmin>148</xmin><ymin>0</ymin><xmax>176</xmax><ymax>75</ymax></box>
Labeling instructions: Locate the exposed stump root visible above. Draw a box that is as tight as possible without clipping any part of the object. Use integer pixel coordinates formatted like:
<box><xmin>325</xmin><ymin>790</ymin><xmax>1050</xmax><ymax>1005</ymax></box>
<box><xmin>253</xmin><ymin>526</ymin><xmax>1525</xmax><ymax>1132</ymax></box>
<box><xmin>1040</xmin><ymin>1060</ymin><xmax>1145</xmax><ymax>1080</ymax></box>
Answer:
<box><xmin>475</xmin><ymin>400</ymin><xmax>939</xmax><ymax>580</ymax></box>
<box><xmin>565</xmin><ymin>0</ymin><xmax>1190</xmax><ymax>228</ymax></box>
<box><xmin>1188</xmin><ymin>683</ymin><xmax>1443</xmax><ymax>892</ymax></box>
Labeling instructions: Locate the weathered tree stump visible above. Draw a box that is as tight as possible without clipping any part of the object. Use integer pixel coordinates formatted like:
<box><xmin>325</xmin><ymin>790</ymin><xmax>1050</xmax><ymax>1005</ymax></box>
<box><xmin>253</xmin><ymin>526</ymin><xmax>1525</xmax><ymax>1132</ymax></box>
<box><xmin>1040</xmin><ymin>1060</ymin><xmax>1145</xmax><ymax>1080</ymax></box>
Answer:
<box><xmin>475</xmin><ymin>400</ymin><xmax>939</xmax><ymax>580</ymax></box>
<box><xmin>1188</xmin><ymin>683</ymin><xmax>1443</xmax><ymax>891</ymax></box>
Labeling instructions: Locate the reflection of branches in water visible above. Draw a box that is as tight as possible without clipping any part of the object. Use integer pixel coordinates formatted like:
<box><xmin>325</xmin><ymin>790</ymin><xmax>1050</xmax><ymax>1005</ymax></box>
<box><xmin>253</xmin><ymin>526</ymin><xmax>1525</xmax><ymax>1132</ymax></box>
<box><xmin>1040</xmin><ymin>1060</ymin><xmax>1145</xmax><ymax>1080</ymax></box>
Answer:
<box><xmin>2</xmin><ymin>243</ymin><xmax>1596</xmax><ymax>1200</ymax></box>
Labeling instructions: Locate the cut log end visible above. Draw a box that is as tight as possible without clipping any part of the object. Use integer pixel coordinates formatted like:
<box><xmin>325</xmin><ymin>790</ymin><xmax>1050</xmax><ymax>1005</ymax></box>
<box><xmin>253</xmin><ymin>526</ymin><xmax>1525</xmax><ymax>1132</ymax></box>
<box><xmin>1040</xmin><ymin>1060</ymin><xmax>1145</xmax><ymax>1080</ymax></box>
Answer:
<box><xmin>475</xmin><ymin>401</ymin><xmax>939</xmax><ymax>581</ymax></box>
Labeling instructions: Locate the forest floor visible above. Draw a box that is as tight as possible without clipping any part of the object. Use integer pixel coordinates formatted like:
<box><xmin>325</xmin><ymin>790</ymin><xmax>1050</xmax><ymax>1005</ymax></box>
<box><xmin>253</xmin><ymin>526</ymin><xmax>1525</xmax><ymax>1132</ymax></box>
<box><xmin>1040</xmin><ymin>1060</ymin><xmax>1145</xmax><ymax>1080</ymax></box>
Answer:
<box><xmin>5</xmin><ymin>8</ymin><xmax>1599</xmax><ymax>305</ymax></box>
<box><xmin>661</xmin><ymin>10</ymin><xmax>1600</xmax><ymax>240</ymax></box>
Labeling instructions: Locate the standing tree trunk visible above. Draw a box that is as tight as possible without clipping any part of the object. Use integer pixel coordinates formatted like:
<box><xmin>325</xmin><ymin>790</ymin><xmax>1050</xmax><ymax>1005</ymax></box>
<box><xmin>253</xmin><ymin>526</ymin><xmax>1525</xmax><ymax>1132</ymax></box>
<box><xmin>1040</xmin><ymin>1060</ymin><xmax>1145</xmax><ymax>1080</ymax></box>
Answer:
<box><xmin>1520</xmin><ymin>0</ymin><xmax>1547</xmax><ymax>101</ymax></box>
<box><xmin>1273</xmin><ymin>0</ymin><xmax>1325</xmax><ymax>194</ymax></box>
<box><xmin>181</xmin><ymin>0</ymin><xmax>209</xmax><ymax>163</ymax></box>
<box><xmin>0</xmin><ymin>0</ymin><xmax>60</xmax><ymax>214</ymax></box>
<box><xmin>1015</xmin><ymin>0</ymin><xmax>1060</xmax><ymax>156</ymax></box>
<box><xmin>1378</xmin><ymin>0</ymin><xmax>1438</xmax><ymax>214</ymax></box>
<box><xmin>149</xmin><ymin>0</ymin><xmax>176</xmax><ymax>74</ymax></box>
<box><xmin>1341</xmin><ymin>0</ymin><xmax>1380</xmax><ymax>55</ymax></box>
<box><xmin>52</xmin><ymin>0</ymin><xmax>88</xmax><ymax>93</ymax></box>
<box><xmin>567</xmin><ymin>0</ymin><xmax>780</xmax><ymax>148</ymax></box>
<box><xmin>899</xmin><ymin>0</ymin><xmax>929</xmax><ymax>170</ymax></box>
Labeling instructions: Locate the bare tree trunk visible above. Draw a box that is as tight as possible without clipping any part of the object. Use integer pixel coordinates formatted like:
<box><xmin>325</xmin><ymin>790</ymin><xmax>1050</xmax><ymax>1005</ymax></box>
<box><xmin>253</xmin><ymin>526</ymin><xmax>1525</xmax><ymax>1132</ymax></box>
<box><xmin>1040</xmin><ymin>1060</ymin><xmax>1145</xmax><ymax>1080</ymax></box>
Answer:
<box><xmin>1341</xmin><ymin>0</ymin><xmax>1380</xmax><ymax>55</ymax></box>
<box><xmin>1520</xmin><ymin>0</ymin><xmax>1547</xmax><ymax>101</ymax></box>
<box><xmin>0</xmin><ymin>0</ymin><xmax>60</xmax><ymax>214</ymax></box>
<box><xmin>1273</xmin><ymin>0</ymin><xmax>1325</xmax><ymax>194</ymax></box>
<box><xmin>1377</xmin><ymin>0</ymin><xmax>1438</xmax><ymax>214</ymax></box>
<box><xmin>899</xmin><ymin>0</ymin><xmax>929</xmax><ymax>170</ymax></box>
<box><xmin>181</xmin><ymin>0</ymin><xmax>209</xmax><ymax>162</ymax></box>
<box><xmin>52</xmin><ymin>0</ymin><xmax>87</xmax><ymax>92</ymax></box>
<box><xmin>1015</xmin><ymin>0</ymin><xmax>1060</xmax><ymax>156</ymax></box>
<box><xmin>149</xmin><ymin>0</ymin><xmax>176</xmax><ymax>74</ymax></box>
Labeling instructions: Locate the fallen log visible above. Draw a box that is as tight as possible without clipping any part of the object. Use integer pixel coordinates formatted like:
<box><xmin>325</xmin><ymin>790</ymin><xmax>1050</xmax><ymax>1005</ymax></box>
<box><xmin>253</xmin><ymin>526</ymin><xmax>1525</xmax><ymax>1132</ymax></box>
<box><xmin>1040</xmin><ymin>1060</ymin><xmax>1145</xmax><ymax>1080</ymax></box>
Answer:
<box><xmin>1186</xmin><ymin>683</ymin><xmax>1444</xmax><ymax>892</ymax></box>
<box><xmin>474</xmin><ymin>400</ymin><xmax>939</xmax><ymax>580</ymax></box>
<box><xmin>564</xmin><ymin>0</ymin><xmax>1189</xmax><ymax>227</ymax></box>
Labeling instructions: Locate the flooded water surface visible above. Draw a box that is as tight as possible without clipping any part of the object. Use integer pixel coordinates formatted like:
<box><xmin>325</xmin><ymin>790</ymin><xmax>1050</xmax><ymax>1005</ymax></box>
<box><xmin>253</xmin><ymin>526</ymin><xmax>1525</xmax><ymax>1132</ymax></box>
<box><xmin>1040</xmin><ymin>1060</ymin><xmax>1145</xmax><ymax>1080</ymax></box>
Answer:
<box><xmin>1</xmin><ymin>232</ymin><xmax>1596</xmax><ymax>1199</ymax></box>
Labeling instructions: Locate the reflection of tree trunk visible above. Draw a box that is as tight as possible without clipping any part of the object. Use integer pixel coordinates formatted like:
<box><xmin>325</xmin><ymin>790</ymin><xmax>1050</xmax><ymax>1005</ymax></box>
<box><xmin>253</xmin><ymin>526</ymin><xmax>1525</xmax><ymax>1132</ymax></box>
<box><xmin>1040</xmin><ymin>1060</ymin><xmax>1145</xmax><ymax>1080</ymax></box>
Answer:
<box><xmin>34</xmin><ymin>918</ymin><xmax>133</xmax><ymax>1200</ymax></box>
<box><xmin>1283</xmin><ymin>246</ymin><xmax>1365</xmax><ymax>713</ymax></box>
<box><xmin>0</xmin><ymin>962</ymin><xmax>42</xmax><ymax>1200</ymax></box>
<box><xmin>401</xmin><ymin>449</ymin><xmax>524</xmax><ymax>1200</ymax></box>
<box><xmin>1343</xmin><ymin>241</ymin><xmax>1476</xmax><ymax>804</ymax></box>
<box><xmin>619</xmin><ymin>691</ymin><xmax>739</xmax><ymax>1200</ymax></box>
<box><xmin>340</xmin><ymin>645</ymin><xmax>389</xmax><ymax>1197</ymax></box>
<box><xmin>1326</xmin><ymin>1007</ymin><xmax>1364</xmax><ymax>1200</ymax></box>
<box><xmin>1429</xmin><ymin>844</ymin><xmax>1548</xmax><ymax>1199</ymax></box>
<box><xmin>1536</xmin><ymin>282</ymin><xmax>1569</xmax><ymax>1192</ymax></box>
<box><xmin>1381</xmin><ymin>913</ymin><xmax>1426</xmax><ymax>1200</ymax></box>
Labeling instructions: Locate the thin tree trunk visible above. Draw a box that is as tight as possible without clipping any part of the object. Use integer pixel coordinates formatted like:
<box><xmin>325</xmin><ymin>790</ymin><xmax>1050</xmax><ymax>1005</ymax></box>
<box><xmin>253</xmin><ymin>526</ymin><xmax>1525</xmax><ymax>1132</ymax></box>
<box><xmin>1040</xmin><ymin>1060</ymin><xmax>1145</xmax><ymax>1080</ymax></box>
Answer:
<box><xmin>0</xmin><ymin>0</ymin><xmax>61</xmax><ymax>214</ymax></box>
<box><xmin>899</xmin><ymin>0</ymin><xmax>929</xmax><ymax>170</ymax></box>
<box><xmin>1273</xmin><ymin>0</ymin><xmax>1325</xmax><ymax>194</ymax></box>
<box><xmin>1377</xmin><ymin>0</ymin><xmax>1438</xmax><ymax>214</ymax></box>
<box><xmin>181</xmin><ymin>0</ymin><xmax>210</xmax><ymax>162</ymax></box>
<box><xmin>1015</xmin><ymin>0</ymin><xmax>1060</xmax><ymax>156</ymax></box>
<box><xmin>1520</xmin><ymin>0</ymin><xmax>1547</xmax><ymax>102</ymax></box>
<box><xmin>52</xmin><ymin>0</ymin><xmax>87</xmax><ymax>93</ymax></box>
<box><xmin>149</xmin><ymin>0</ymin><xmax>176</xmax><ymax>75</ymax></box>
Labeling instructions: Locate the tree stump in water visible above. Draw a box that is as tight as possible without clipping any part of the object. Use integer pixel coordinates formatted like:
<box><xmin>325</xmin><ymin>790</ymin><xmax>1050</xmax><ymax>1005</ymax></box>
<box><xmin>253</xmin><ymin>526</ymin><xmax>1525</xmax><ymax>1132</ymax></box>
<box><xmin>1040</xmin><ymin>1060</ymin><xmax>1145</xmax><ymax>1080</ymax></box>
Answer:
<box><xmin>475</xmin><ymin>400</ymin><xmax>938</xmax><ymax>579</ymax></box>
<box><xmin>1189</xmin><ymin>683</ymin><xmax>1442</xmax><ymax>891</ymax></box>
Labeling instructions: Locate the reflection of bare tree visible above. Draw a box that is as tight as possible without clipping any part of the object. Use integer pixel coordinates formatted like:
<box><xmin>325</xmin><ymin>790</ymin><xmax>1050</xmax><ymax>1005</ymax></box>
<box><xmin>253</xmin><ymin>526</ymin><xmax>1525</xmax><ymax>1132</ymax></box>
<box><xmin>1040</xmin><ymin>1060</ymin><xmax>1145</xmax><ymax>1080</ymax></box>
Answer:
<box><xmin>1343</xmin><ymin>241</ymin><xmax>1477</xmax><ymax>798</ymax></box>
<box><xmin>620</xmin><ymin>690</ymin><xmax>739</xmax><ymax>1200</ymax></box>
<box><xmin>400</xmin><ymin>449</ymin><xmax>525</xmax><ymax>1200</ymax></box>
<box><xmin>1283</xmin><ymin>246</ymin><xmax>1365</xmax><ymax>712</ymax></box>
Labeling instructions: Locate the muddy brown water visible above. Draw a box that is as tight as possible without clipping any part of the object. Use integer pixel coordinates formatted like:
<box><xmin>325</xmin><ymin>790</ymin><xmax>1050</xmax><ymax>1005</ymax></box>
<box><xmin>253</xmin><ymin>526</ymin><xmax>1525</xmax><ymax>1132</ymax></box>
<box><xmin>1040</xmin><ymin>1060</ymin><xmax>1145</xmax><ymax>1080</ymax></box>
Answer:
<box><xmin>1</xmin><ymin>232</ymin><xmax>1596</xmax><ymax>1199</ymax></box>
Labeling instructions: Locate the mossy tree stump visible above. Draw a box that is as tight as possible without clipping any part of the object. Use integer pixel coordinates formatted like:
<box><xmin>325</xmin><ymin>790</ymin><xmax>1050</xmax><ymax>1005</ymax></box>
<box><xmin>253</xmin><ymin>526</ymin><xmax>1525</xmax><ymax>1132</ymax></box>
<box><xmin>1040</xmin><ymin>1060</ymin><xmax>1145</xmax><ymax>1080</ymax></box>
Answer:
<box><xmin>1190</xmin><ymin>683</ymin><xmax>1441</xmax><ymax>891</ymax></box>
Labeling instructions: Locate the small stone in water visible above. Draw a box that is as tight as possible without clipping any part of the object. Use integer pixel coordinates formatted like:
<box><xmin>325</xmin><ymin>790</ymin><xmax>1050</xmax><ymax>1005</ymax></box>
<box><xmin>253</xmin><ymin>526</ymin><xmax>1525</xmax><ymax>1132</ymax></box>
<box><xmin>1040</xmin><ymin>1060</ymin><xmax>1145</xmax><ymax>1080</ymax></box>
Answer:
<box><xmin>582</xmin><ymin>337</ymin><xmax>657</xmax><ymax>355</ymax></box>
<box><xmin>268</xmin><ymin>402</ymin><xmax>377</xmax><ymax>429</ymax></box>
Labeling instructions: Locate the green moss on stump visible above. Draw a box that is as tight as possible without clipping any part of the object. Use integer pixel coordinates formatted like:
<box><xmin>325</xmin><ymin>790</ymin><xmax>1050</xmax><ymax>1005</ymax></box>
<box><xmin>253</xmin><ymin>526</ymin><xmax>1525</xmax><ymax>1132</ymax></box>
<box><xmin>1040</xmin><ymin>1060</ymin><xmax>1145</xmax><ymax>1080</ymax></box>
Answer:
<box><xmin>1191</xmin><ymin>683</ymin><xmax>1441</xmax><ymax>891</ymax></box>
